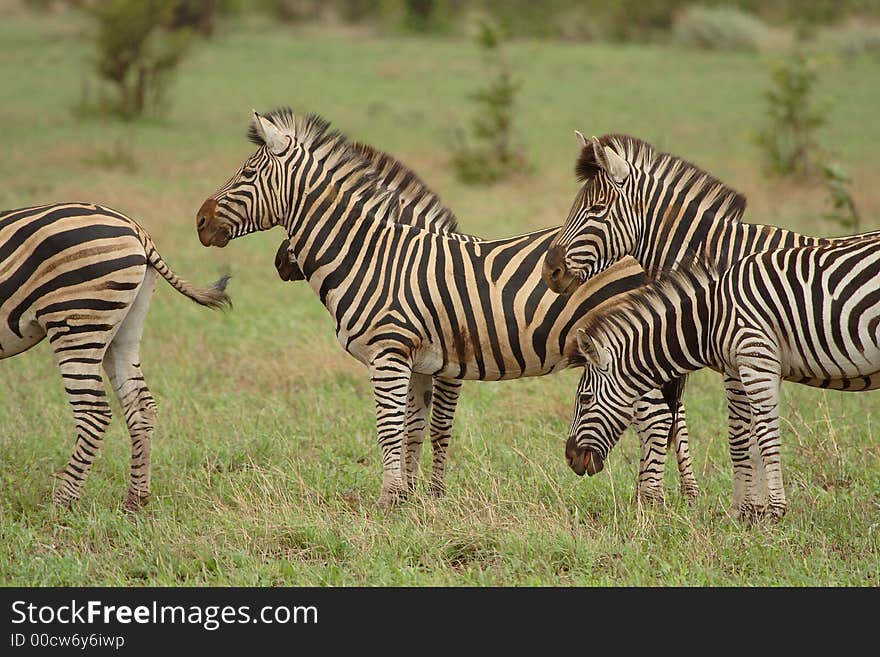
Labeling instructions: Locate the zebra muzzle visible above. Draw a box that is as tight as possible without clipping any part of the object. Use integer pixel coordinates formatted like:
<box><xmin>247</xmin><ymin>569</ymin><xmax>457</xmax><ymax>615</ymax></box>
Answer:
<box><xmin>566</xmin><ymin>439</ymin><xmax>606</xmax><ymax>477</ymax></box>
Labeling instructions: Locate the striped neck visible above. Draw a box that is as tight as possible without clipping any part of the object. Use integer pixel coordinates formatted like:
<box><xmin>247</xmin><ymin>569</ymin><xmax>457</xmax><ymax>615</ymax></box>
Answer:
<box><xmin>593</xmin><ymin>136</ymin><xmax>748</xmax><ymax>277</ymax></box>
<box><xmin>589</xmin><ymin>264</ymin><xmax>719</xmax><ymax>389</ymax></box>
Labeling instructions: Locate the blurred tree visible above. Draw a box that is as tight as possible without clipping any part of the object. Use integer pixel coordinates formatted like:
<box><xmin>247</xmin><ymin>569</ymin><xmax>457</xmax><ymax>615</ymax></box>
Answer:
<box><xmin>169</xmin><ymin>0</ymin><xmax>219</xmax><ymax>37</ymax></box>
<box><xmin>78</xmin><ymin>0</ymin><xmax>196</xmax><ymax>119</ymax></box>
<box><xmin>451</xmin><ymin>17</ymin><xmax>528</xmax><ymax>184</ymax></box>
<box><xmin>754</xmin><ymin>50</ymin><xmax>827</xmax><ymax>178</ymax></box>
<box><xmin>822</xmin><ymin>161</ymin><xmax>862</xmax><ymax>233</ymax></box>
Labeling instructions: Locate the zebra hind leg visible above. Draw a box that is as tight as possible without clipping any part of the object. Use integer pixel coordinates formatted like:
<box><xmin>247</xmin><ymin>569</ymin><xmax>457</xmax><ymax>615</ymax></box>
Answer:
<box><xmin>103</xmin><ymin>268</ymin><xmax>158</xmax><ymax>511</ymax></box>
<box><xmin>49</xmin><ymin>341</ymin><xmax>114</xmax><ymax>508</ymax></box>
<box><xmin>670</xmin><ymin>402</ymin><xmax>699</xmax><ymax>501</ymax></box>
<box><xmin>427</xmin><ymin>377</ymin><xmax>461</xmax><ymax>498</ymax></box>
<box><xmin>403</xmin><ymin>373</ymin><xmax>433</xmax><ymax>494</ymax></box>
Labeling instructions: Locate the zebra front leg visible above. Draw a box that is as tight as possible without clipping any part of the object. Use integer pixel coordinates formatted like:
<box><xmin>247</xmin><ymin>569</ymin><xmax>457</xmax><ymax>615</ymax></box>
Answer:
<box><xmin>369</xmin><ymin>351</ymin><xmax>413</xmax><ymax>508</ymax></box>
<box><xmin>50</xmin><ymin>346</ymin><xmax>113</xmax><ymax>508</ymax></box>
<box><xmin>403</xmin><ymin>373</ymin><xmax>433</xmax><ymax>494</ymax></box>
<box><xmin>427</xmin><ymin>377</ymin><xmax>461</xmax><ymax>498</ymax></box>
<box><xmin>740</xmin><ymin>364</ymin><xmax>785</xmax><ymax>521</ymax></box>
<box><xmin>631</xmin><ymin>389</ymin><xmax>670</xmax><ymax>504</ymax></box>
<box><xmin>723</xmin><ymin>375</ymin><xmax>759</xmax><ymax>521</ymax></box>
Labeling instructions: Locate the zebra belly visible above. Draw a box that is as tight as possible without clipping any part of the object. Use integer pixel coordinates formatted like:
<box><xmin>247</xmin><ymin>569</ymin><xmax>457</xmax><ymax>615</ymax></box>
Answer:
<box><xmin>782</xmin><ymin>346</ymin><xmax>880</xmax><ymax>391</ymax></box>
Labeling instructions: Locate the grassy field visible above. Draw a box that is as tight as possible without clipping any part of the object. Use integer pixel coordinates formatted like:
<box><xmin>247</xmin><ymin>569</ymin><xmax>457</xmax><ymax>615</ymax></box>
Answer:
<box><xmin>1</xmin><ymin>6</ymin><xmax>878</xmax><ymax>586</ymax></box>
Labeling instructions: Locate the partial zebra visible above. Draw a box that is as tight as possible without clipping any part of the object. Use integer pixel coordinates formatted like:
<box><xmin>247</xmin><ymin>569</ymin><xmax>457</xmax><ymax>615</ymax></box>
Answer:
<box><xmin>542</xmin><ymin>132</ymin><xmax>880</xmax><ymax>492</ymax></box>
<box><xmin>196</xmin><ymin>108</ymin><xmax>697</xmax><ymax>506</ymax></box>
<box><xmin>0</xmin><ymin>203</ymin><xmax>230</xmax><ymax>510</ymax></box>
<box><xmin>272</xmin><ymin>140</ymin><xmax>478</xmax><ymax>496</ymax></box>
<box><xmin>565</xmin><ymin>238</ymin><xmax>880</xmax><ymax>521</ymax></box>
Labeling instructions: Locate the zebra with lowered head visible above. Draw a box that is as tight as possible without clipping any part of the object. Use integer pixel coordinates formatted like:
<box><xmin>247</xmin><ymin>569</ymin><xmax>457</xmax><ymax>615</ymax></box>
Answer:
<box><xmin>1</xmin><ymin>202</ymin><xmax>230</xmax><ymax>510</ymax></box>
<box><xmin>542</xmin><ymin>131</ymin><xmax>880</xmax><ymax>499</ymax></box>
<box><xmin>566</xmin><ymin>237</ymin><xmax>880</xmax><ymax>521</ymax></box>
<box><xmin>196</xmin><ymin>107</ymin><xmax>700</xmax><ymax>506</ymax></box>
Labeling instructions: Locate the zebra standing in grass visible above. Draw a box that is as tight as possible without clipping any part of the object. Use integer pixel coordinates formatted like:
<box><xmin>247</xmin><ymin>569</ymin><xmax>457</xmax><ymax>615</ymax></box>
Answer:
<box><xmin>0</xmin><ymin>203</ymin><xmax>230</xmax><ymax>510</ymax></box>
<box><xmin>273</xmin><ymin>140</ymin><xmax>479</xmax><ymax>496</ymax></box>
<box><xmin>564</xmin><ymin>237</ymin><xmax>880</xmax><ymax>521</ymax></box>
<box><xmin>542</xmin><ymin>132</ymin><xmax>880</xmax><ymax>503</ymax></box>
<box><xmin>196</xmin><ymin>108</ymin><xmax>699</xmax><ymax>506</ymax></box>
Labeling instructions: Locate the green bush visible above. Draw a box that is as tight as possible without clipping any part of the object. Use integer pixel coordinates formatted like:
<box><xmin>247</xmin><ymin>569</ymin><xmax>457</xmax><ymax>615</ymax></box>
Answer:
<box><xmin>754</xmin><ymin>51</ymin><xmax>828</xmax><ymax>178</ymax></box>
<box><xmin>77</xmin><ymin>0</ymin><xmax>193</xmax><ymax>120</ymax></box>
<box><xmin>450</xmin><ymin>18</ymin><xmax>528</xmax><ymax>185</ymax></box>
<box><xmin>673</xmin><ymin>5</ymin><xmax>767</xmax><ymax>51</ymax></box>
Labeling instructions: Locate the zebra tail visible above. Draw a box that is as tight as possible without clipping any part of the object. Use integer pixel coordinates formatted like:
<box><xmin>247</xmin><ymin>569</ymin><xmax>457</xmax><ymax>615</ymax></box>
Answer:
<box><xmin>661</xmin><ymin>375</ymin><xmax>688</xmax><ymax>448</ymax></box>
<box><xmin>138</xmin><ymin>232</ymin><xmax>232</xmax><ymax>310</ymax></box>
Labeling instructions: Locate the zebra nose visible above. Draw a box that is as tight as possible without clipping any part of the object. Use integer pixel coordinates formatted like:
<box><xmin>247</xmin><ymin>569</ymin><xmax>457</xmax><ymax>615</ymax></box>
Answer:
<box><xmin>197</xmin><ymin>198</ymin><xmax>217</xmax><ymax>231</ymax></box>
<box><xmin>543</xmin><ymin>245</ymin><xmax>568</xmax><ymax>292</ymax></box>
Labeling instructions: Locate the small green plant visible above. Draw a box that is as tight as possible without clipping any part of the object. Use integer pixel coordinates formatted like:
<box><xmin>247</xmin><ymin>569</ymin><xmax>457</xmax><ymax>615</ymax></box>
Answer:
<box><xmin>451</xmin><ymin>18</ymin><xmax>528</xmax><ymax>185</ymax></box>
<box><xmin>672</xmin><ymin>5</ymin><xmax>767</xmax><ymax>52</ymax></box>
<box><xmin>76</xmin><ymin>0</ymin><xmax>194</xmax><ymax>120</ymax></box>
<box><xmin>754</xmin><ymin>50</ymin><xmax>827</xmax><ymax>178</ymax></box>
<box><xmin>822</xmin><ymin>161</ymin><xmax>861</xmax><ymax>232</ymax></box>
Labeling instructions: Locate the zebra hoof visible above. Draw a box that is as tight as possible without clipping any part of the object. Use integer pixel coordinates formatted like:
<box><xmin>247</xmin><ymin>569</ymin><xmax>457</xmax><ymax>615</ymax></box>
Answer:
<box><xmin>768</xmin><ymin>504</ymin><xmax>786</xmax><ymax>523</ymax></box>
<box><xmin>124</xmin><ymin>492</ymin><xmax>151</xmax><ymax>513</ymax></box>
<box><xmin>428</xmin><ymin>481</ymin><xmax>446</xmax><ymax>498</ymax></box>
<box><xmin>52</xmin><ymin>489</ymin><xmax>76</xmax><ymax>509</ymax></box>
<box><xmin>377</xmin><ymin>488</ymin><xmax>407</xmax><ymax>510</ymax></box>
<box><xmin>636</xmin><ymin>488</ymin><xmax>665</xmax><ymax>506</ymax></box>
<box><xmin>681</xmin><ymin>483</ymin><xmax>700</xmax><ymax>503</ymax></box>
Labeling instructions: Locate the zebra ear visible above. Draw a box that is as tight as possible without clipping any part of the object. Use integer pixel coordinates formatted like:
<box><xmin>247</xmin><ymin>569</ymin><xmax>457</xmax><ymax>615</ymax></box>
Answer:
<box><xmin>574</xmin><ymin>130</ymin><xmax>589</xmax><ymax>149</ymax></box>
<box><xmin>602</xmin><ymin>146</ymin><xmax>630</xmax><ymax>183</ymax></box>
<box><xmin>576</xmin><ymin>328</ymin><xmax>603</xmax><ymax>368</ymax></box>
<box><xmin>252</xmin><ymin>110</ymin><xmax>290</xmax><ymax>155</ymax></box>
<box><xmin>589</xmin><ymin>137</ymin><xmax>629</xmax><ymax>184</ymax></box>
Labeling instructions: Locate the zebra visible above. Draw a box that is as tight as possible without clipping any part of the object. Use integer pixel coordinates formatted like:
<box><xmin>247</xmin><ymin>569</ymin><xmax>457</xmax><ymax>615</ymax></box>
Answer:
<box><xmin>272</xmin><ymin>140</ymin><xmax>479</xmax><ymax>496</ymax></box>
<box><xmin>542</xmin><ymin>131</ymin><xmax>880</xmax><ymax>495</ymax></box>
<box><xmin>1</xmin><ymin>202</ymin><xmax>231</xmax><ymax>510</ymax></box>
<box><xmin>565</xmin><ymin>237</ymin><xmax>880</xmax><ymax>521</ymax></box>
<box><xmin>195</xmin><ymin>107</ymin><xmax>699</xmax><ymax>506</ymax></box>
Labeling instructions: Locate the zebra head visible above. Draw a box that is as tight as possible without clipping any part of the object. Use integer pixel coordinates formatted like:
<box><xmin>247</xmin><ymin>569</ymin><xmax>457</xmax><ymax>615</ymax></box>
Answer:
<box><xmin>565</xmin><ymin>328</ymin><xmax>637</xmax><ymax>477</ymax></box>
<box><xmin>197</xmin><ymin>109</ymin><xmax>300</xmax><ymax>248</ymax></box>
<box><xmin>543</xmin><ymin>133</ymin><xmax>635</xmax><ymax>294</ymax></box>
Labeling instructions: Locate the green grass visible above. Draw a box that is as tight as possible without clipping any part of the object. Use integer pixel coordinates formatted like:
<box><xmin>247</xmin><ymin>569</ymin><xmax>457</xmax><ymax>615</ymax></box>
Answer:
<box><xmin>1</xmin><ymin>7</ymin><xmax>878</xmax><ymax>586</ymax></box>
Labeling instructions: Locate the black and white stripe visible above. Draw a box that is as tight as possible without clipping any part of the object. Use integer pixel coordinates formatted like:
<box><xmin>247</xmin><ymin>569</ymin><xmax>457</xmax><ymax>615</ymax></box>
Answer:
<box><xmin>567</xmin><ymin>238</ymin><xmax>880</xmax><ymax>521</ymax></box>
<box><xmin>196</xmin><ymin>109</ymin><xmax>698</xmax><ymax>505</ymax></box>
<box><xmin>1</xmin><ymin>202</ymin><xmax>230</xmax><ymax>509</ymax></box>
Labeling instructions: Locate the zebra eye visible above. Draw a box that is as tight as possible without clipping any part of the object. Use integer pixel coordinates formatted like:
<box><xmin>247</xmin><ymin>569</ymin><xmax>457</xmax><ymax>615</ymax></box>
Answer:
<box><xmin>588</xmin><ymin>204</ymin><xmax>605</xmax><ymax>214</ymax></box>
<box><xmin>242</xmin><ymin>167</ymin><xmax>257</xmax><ymax>178</ymax></box>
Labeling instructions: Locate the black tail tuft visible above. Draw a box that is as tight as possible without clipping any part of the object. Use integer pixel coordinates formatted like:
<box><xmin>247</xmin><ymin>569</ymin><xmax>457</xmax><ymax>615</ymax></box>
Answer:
<box><xmin>661</xmin><ymin>375</ymin><xmax>688</xmax><ymax>447</ymax></box>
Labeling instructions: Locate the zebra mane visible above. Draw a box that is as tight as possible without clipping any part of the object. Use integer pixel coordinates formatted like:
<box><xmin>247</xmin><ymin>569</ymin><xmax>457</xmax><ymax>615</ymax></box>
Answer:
<box><xmin>584</xmin><ymin>256</ymin><xmax>718</xmax><ymax>338</ymax></box>
<box><xmin>348</xmin><ymin>141</ymin><xmax>460</xmax><ymax>234</ymax></box>
<box><xmin>248</xmin><ymin>108</ymin><xmax>464</xmax><ymax>232</ymax></box>
<box><xmin>576</xmin><ymin>134</ymin><xmax>747</xmax><ymax>225</ymax></box>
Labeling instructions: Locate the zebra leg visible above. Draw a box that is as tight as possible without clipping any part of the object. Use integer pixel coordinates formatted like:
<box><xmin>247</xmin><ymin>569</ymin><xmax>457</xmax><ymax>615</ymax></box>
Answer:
<box><xmin>671</xmin><ymin>402</ymin><xmax>699</xmax><ymax>501</ymax></box>
<box><xmin>49</xmin><ymin>342</ymin><xmax>113</xmax><ymax>508</ymax></box>
<box><xmin>723</xmin><ymin>375</ymin><xmax>757</xmax><ymax>520</ymax></box>
<box><xmin>631</xmin><ymin>390</ymin><xmax>670</xmax><ymax>504</ymax></box>
<box><xmin>740</xmin><ymin>365</ymin><xmax>785</xmax><ymax>521</ymax></box>
<box><xmin>403</xmin><ymin>373</ymin><xmax>433</xmax><ymax>494</ymax></box>
<box><xmin>427</xmin><ymin>377</ymin><xmax>462</xmax><ymax>498</ymax></box>
<box><xmin>103</xmin><ymin>269</ymin><xmax>158</xmax><ymax>511</ymax></box>
<box><xmin>369</xmin><ymin>351</ymin><xmax>413</xmax><ymax>508</ymax></box>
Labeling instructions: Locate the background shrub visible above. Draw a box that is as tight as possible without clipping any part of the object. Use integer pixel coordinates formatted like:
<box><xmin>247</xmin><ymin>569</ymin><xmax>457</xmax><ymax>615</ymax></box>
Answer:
<box><xmin>673</xmin><ymin>5</ymin><xmax>768</xmax><ymax>51</ymax></box>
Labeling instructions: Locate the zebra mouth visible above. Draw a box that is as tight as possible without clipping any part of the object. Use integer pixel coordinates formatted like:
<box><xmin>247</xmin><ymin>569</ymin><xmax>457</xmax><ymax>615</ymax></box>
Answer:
<box><xmin>566</xmin><ymin>445</ymin><xmax>605</xmax><ymax>477</ymax></box>
<box><xmin>199</xmin><ymin>225</ymin><xmax>231</xmax><ymax>248</ymax></box>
